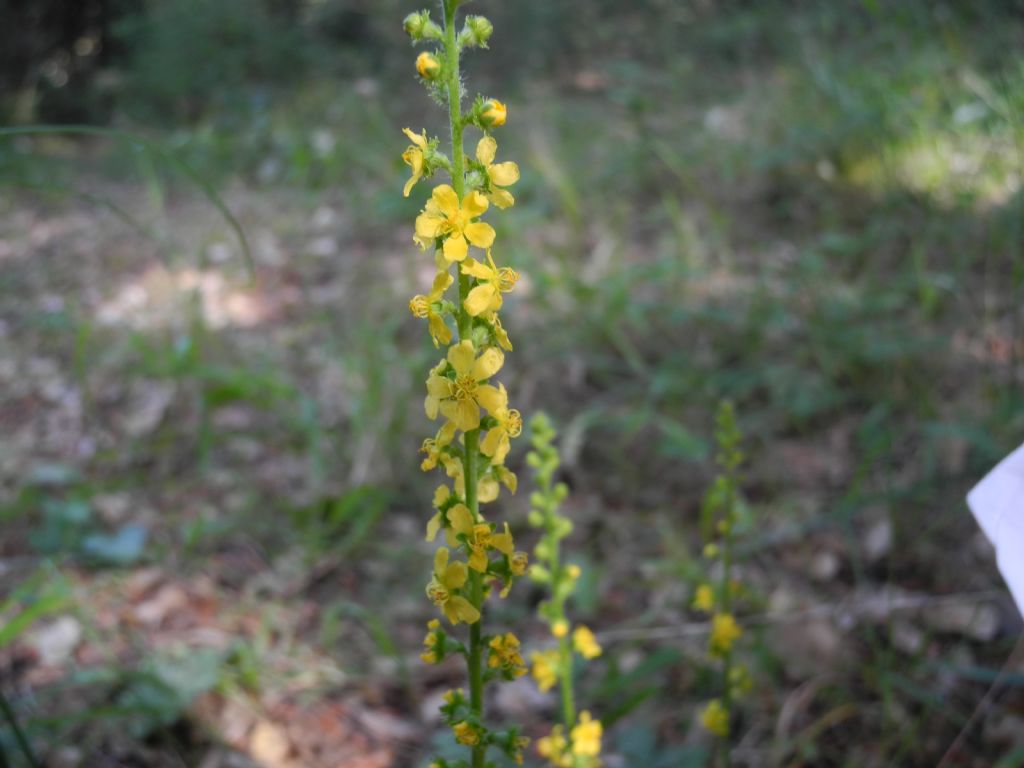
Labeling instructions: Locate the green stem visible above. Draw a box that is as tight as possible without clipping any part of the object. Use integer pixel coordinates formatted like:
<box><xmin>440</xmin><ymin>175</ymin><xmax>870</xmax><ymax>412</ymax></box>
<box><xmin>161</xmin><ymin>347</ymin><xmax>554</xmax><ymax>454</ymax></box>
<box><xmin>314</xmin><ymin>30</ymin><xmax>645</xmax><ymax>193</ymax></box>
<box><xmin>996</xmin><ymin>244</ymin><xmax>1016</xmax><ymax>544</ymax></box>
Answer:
<box><xmin>442</xmin><ymin>4</ymin><xmax>485</xmax><ymax>767</ymax></box>
<box><xmin>0</xmin><ymin>689</ymin><xmax>39</xmax><ymax>768</ymax></box>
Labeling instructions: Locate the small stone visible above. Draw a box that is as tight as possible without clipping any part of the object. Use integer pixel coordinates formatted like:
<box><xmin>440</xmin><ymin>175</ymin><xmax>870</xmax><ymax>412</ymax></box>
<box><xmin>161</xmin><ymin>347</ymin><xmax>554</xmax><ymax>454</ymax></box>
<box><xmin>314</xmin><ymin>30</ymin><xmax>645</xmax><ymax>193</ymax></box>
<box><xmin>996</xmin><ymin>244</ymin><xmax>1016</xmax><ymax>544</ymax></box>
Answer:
<box><xmin>29</xmin><ymin>616</ymin><xmax>82</xmax><ymax>666</ymax></box>
<box><xmin>863</xmin><ymin>519</ymin><xmax>892</xmax><ymax>563</ymax></box>
<box><xmin>810</xmin><ymin>550</ymin><xmax>841</xmax><ymax>582</ymax></box>
<box><xmin>923</xmin><ymin>601</ymin><xmax>1000</xmax><ymax>642</ymax></box>
<box><xmin>891</xmin><ymin>619</ymin><xmax>925</xmax><ymax>655</ymax></box>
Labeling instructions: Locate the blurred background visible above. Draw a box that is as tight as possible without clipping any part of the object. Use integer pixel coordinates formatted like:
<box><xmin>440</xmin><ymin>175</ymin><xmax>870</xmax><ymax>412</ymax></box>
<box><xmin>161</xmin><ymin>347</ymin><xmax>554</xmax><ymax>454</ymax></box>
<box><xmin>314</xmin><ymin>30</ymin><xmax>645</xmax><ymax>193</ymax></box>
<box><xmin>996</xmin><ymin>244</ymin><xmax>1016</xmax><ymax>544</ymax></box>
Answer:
<box><xmin>1</xmin><ymin>0</ymin><xmax>1023</xmax><ymax>765</ymax></box>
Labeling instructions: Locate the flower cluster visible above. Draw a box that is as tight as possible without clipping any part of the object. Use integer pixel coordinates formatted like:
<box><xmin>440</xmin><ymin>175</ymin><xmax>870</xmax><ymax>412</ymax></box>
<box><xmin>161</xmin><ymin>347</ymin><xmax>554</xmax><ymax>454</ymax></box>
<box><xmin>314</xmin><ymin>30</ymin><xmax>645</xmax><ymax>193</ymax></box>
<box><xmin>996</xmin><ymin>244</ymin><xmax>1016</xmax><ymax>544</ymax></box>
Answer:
<box><xmin>404</xmin><ymin>3</ymin><xmax>529</xmax><ymax>767</ymax></box>
<box><xmin>692</xmin><ymin>401</ymin><xmax>751</xmax><ymax>754</ymax></box>
<box><xmin>527</xmin><ymin>414</ymin><xmax>604</xmax><ymax>767</ymax></box>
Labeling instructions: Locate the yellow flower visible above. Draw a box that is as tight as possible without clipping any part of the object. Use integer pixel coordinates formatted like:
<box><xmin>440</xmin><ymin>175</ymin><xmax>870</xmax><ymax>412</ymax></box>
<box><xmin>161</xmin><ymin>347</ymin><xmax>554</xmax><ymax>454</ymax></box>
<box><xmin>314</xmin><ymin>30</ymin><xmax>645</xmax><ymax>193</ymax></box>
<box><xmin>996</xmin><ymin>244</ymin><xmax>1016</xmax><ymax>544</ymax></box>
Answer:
<box><xmin>567</xmin><ymin>564</ymin><xmax>581</xmax><ymax>579</ymax></box>
<box><xmin>481</xmin><ymin>98</ymin><xmax>507</xmax><ymax>127</ymax></box>
<box><xmin>426</xmin><ymin>547</ymin><xmax>480</xmax><ymax>625</ymax></box>
<box><xmin>703</xmin><ymin>542</ymin><xmax>719</xmax><ymax>559</ymax></box>
<box><xmin>570</xmin><ymin>711</ymin><xmax>602</xmax><ymax>758</ymax></box>
<box><xmin>700</xmin><ymin>699</ymin><xmax>729</xmax><ymax>737</ymax></box>
<box><xmin>415</xmin><ymin>184</ymin><xmax>495</xmax><ymax>264</ymax></box>
<box><xmin>475</xmin><ymin>136</ymin><xmax>520</xmax><ymax>209</ymax></box>
<box><xmin>424</xmin><ymin>340</ymin><xmax>505</xmax><ymax>432</ymax></box>
<box><xmin>693</xmin><ymin>583</ymin><xmax>715</xmax><ymax>613</ymax></box>
<box><xmin>420</xmin><ymin>421</ymin><xmax>456</xmax><ymax>472</ymax></box>
<box><xmin>479</xmin><ymin>384</ymin><xmax>522</xmax><ymax>464</ymax></box>
<box><xmin>572</xmin><ymin>625</ymin><xmax>602</xmax><ymax>659</ymax></box>
<box><xmin>425</xmin><ymin>485</ymin><xmax>459</xmax><ymax>546</ymax></box>
<box><xmin>452</xmin><ymin>721</ymin><xmax>480</xmax><ymax>746</ymax></box>
<box><xmin>709</xmin><ymin>613</ymin><xmax>742</xmax><ymax>657</ymax></box>
<box><xmin>537</xmin><ymin>725</ymin><xmax>571</xmax><ymax>768</ymax></box>
<box><xmin>449</xmin><ymin>503</ymin><xmax>513</xmax><ymax>572</ymax></box>
<box><xmin>416</xmin><ymin>51</ymin><xmax>441</xmax><ymax>79</ymax></box>
<box><xmin>510</xmin><ymin>550</ymin><xmax>529</xmax><ymax>576</ymax></box>
<box><xmin>552</xmin><ymin>619</ymin><xmax>569</xmax><ymax>638</ymax></box>
<box><xmin>410</xmin><ymin>270</ymin><xmax>454</xmax><ymax>347</ymax></box>
<box><xmin>462</xmin><ymin>251</ymin><xmax>519</xmax><ymax>317</ymax></box>
<box><xmin>530</xmin><ymin>649</ymin><xmax>560</xmax><ymax>692</ymax></box>
<box><xmin>401</xmin><ymin>128</ymin><xmax>429</xmax><ymax>197</ymax></box>
<box><xmin>489</xmin><ymin>312</ymin><xmax>513</xmax><ymax>351</ymax></box>
<box><xmin>488</xmin><ymin>632</ymin><xmax>527</xmax><ymax>677</ymax></box>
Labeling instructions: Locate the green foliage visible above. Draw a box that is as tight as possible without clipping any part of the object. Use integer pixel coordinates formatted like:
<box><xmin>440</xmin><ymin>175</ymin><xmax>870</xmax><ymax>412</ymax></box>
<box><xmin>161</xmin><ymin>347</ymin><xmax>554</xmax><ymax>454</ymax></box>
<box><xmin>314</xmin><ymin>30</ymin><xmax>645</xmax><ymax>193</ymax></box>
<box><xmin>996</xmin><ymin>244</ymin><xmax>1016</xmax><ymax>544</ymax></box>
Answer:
<box><xmin>113</xmin><ymin>0</ymin><xmax>312</xmax><ymax>122</ymax></box>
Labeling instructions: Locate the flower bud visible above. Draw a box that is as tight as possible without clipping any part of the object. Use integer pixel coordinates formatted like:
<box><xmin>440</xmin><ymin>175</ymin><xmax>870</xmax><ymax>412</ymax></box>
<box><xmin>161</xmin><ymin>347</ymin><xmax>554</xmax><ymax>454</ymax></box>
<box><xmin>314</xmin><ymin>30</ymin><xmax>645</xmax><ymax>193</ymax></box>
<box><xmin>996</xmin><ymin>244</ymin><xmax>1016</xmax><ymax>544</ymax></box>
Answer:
<box><xmin>460</xmin><ymin>15</ymin><xmax>493</xmax><ymax>48</ymax></box>
<box><xmin>404</xmin><ymin>10</ymin><xmax>443</xmax><ymax>42</ymax></box>
<box><xmin>416</xmin><ymin>51</ymin><xmax>442</xmax><ymax>80</ymax></box>
<box><xmin>480</xmin><ymin>98</ymin><xmax>507</xmax><ymax>127</ymax></box>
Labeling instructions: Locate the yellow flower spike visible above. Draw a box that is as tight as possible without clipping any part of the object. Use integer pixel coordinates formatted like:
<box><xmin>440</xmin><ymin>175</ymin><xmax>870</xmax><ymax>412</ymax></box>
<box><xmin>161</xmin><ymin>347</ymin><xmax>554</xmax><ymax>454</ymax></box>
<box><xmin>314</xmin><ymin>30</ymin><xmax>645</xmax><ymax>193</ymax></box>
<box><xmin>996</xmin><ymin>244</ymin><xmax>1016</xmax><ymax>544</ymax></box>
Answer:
<box><xmin>426</xmin><ymin>547</ymin><xmax>480</xmax><ymax>625</ymax></box>
<box><xmin>551</xmin><ymin>619</ymin><xmax>569</xmax><ymax>638</ymax></box>
<box><xmin>700</xmin><ymin>699</ymin><xmax>730</xmax><ymax>737</ymax></box>
<box><xmin>416</xmin><ymin>51</ymin><xmax>441</xmax><ymax>79</ymax></box>
<box><xmin>475</xmin><ymin>136</ymin><xmax>520</xmax><ymax>209</ymax></box>
<box><xmin>530</xmin><ymin>649</ymin><xmax>560</xmax><ymax>692</ymax></box>
<box><xmin>462</xmin><ymin>251</ymin><xmax>519</xmax><ymax>318</ymax></box>
<box><xmin>693</xmin><ymin>583</ymin><xmax>715</xmax><ymax>613</ymax></box>
<box><xmin>424</xmin><ymin>340</ymin><xmax>505</xmax><ymax>431</ymax></box>
<box><xmin>709</xmin><ymin>612</ymin><xmax>742</xmax><ymax>657</ymax></box>
<box><xmin>480</xmin><ymin>386</ymin><xmax>522</xmax><ymax>465</ymax></box>
<box><xmin>410</xmin><ymin>270</ymin><xmax>455</xmax><ymax>348</ymax></box>
<box><xmin>572</xmin><ymin>625</ymin><xmax>602</xmax><ymax>659</ymax></box>
<box><xmin>414</xmin><ymin>184</ymin><xmax>495</xmax><ymax>264</ymax></box>
<box><xmin>481</xmin><ymin>98</ymin><xmax>507</xmax><ymax>127</ymax></box>
<box><xmin>452</xmin><ymin>721</ymin><xmax>480</xmax><ymax>746</ymax></box>
<box><xmin>401</xmin><ymin>128</ymin><xmax>429</xmax><ymax>197</ymax></box>
<box><xmin>570</xmin><ymin>711</ymin><xmax>602</xmax><ymax>758</ymax></box>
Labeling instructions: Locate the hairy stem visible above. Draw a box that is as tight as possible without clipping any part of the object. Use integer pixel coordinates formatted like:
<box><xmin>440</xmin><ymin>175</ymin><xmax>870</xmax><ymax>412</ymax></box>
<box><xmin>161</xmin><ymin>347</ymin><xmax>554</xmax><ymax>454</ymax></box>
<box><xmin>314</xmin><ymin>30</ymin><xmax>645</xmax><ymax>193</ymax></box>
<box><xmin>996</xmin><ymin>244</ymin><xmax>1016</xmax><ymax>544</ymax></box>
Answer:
<box><xmin>442</xmin><ymin>3</ymin><xmax>486</xmax><ymax>766</ymax></box>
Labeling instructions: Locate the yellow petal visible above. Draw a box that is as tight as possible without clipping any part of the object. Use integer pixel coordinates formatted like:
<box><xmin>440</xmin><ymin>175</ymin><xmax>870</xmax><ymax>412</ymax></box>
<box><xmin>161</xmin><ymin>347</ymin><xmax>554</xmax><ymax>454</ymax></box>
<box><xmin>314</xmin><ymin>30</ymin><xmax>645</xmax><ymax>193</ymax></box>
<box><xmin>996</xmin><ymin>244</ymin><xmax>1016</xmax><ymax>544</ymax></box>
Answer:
<box><xmin>465</xmin><ymin>283</ymin><xmax>499</xmax><ymax>317</ymax></box>
<box><xmin>491</xmin><ymin>432</ymin><xmax>511</xmax><ymax>464</ymax></box>
<box><xmin>443</xmin><ymin>234</ymin><xmax>469</xmax><ymax>263</ymax></box>
<box><xmin>428</xmin><ymin>315</ymin><xmax>452</xmax><ymax>347</ymax></box>
<box><xmin>445</xmin><ymin>560</ymin><xmax>468</xmax><ymax>589</ymax></box>
<box><xmin>447</xmin><ymin>340</ymin><xmax>476</xmax><ymax>377</ymax></box>
<box><xmin>478</xmin><ymin>476</ymin><xmax>499</xmax><ymax>503</ymax></box>
<box><xmin>403</xmin><ymin>172</ymin><xmax>419</xmax><ymax>198</ymax></box>
<box><xmin>464</xmin><ymin>221</ymin><xmax>495</xmax><ymax>249</ymax></box>
<box><xmin>448</xmin><ymin>595</ymin><xmax>480</xmax><ymax>624</ymax></box>
<box><xmin>425</xmin><ymin>394</ymin><xmax>439</xmax><ymax>420</ymax></box>
<box><xmin>472</xmin><ymin>347</ymin><xmax>504</xmax><ymax>381</ymax></box>
<box><xmin>434</xmin><ymin>547</ymin><xmax>449</xmax><ymax>578</ymax></box>
<box><xmin>426</xmin><ymin>512</ymin><xmax>441</xmax><ymax>542</ymax></box>
<box><xmin>460</xmin><ymin>258</ymin><xmax>494</xmax><ymax>281</ymax></box>
<box><xmin>454</xmin><ymin>399</ymin><xmax>480</xmax><ymax>431</ymax></box>
<box><xmin>468</xmin><ymin>548</ymin><xmax>488</xmax><ymax>572</ymax></box>
<box><xmin>433</xmin><ymin>184</ymin><xmax>460</xmax><ymax>218</ymax></box>
<box><xmin>491</xmin><ymin>524</ymin><xmax>514</xmax><ymax>555</ymax></box>
<box><xmin>429</xmin><ymin>270</ymin><xmax>454</xmax><ymax>298</ymax></box>
<box><xmin>488</xmin><ymin>188</ymin><xmax>515</xmax><ymax>210</ymax></box>
<box><xmin>415</xmin><ymin>212</ymin><xmax>446</xmax><ymax>240</ymax></box>
<box><xmin>403</xmin><ymin>127</ymin><xmax>428</xmax><ymax>148</ymax></box>
<box><xmin>426</xmin><ymin>375</ymin><xmax>454</xmax><ymax>399</ymax></box>
<box><xmin>448</xmin><ymin>503</ymin><xmax>475</xmax><ymax>536</ymax></box>
<box><xmin>489</xmin><ymin>161</ymin><xmax>520</xmax><ymax>187</ymax></box>
<box><xmin>475</xmin><ymin>382</ymin><xmax>507</xmax><ymax>413</ymax></box>
<box><xmin>462</xmin><ymin>190</ymin><xmax>489</xmax><ymax>219</ymax></box>
<box><xmin>480</xmin><ymin>426</ymin><xmax>502</xmax><ymax>457</ymax></box>
<box><xmin>476</xmin><ymin>135</ymin><xmax>497</xmax><ymax>166</ymax></box>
